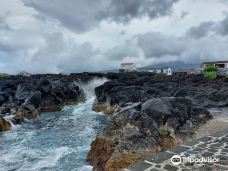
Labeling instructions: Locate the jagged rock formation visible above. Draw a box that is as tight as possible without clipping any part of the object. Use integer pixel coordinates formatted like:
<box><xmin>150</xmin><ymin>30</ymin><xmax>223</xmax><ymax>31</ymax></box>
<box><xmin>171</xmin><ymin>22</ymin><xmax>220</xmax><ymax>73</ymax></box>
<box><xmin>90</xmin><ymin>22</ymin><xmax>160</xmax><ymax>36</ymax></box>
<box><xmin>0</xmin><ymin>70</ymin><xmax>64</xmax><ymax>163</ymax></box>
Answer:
<box><xmin>88</xmin><ymin>73</ymin><xmax>228</xmax><ymax>171</ymax></box>
<box><xmin>1</xmin><ymin>72</ymin><xmax>228</xmax><ymax>170</ymax></box>
<box><xmin>0</xmin><ymin>73</ymin><xmax>105</xmax><ymax>131</ymax></box>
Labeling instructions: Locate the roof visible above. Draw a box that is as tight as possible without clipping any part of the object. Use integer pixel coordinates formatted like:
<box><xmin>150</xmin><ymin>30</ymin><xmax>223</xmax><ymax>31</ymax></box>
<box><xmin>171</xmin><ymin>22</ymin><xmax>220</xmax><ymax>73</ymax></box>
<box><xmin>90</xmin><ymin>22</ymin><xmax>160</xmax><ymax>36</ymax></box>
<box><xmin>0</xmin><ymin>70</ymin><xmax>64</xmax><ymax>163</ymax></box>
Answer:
<box><xmin>202</xmin><ymin>60</ymin><xmax>228</xmax><ymax>64</ymax></box>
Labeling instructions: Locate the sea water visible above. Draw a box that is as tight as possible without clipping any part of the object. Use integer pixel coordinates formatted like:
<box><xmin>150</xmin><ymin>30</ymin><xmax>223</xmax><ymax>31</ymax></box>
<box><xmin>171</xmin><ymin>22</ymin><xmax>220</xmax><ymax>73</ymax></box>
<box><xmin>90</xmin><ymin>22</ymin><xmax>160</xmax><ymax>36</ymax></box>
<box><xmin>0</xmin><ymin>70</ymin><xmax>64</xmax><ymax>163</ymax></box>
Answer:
<box><xmin>0</xmin><ymin>78</ymin><xmax>108</xmax><ymax>171</ymax></box>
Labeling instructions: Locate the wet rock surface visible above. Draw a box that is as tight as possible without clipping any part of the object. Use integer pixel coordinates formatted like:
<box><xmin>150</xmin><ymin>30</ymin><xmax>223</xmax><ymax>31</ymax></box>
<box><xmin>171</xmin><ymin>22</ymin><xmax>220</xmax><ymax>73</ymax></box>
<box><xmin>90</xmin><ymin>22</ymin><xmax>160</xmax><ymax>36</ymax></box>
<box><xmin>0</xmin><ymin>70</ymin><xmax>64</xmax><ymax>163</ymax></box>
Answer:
<box><xmin>0</xmin><ymin>73</ymin><xmax>105</xmax><ymax>131</ymax></box>
<box><xmin>88</xmin><ymin>73</ymin><xmax>228</xmax><ymax>171</ymax></box>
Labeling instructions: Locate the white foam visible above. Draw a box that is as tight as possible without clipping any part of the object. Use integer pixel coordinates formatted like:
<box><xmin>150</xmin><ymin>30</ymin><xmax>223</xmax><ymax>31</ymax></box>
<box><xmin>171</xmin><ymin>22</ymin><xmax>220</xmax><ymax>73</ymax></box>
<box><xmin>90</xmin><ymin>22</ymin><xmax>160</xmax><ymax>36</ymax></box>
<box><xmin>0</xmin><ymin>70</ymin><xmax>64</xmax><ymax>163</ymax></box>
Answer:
<box><xmin>19</xmin><ymin>147</ymin><xmax>74</xmax><ymax>171</ymax></box>
<box><xmin>2</xmin><ymin>115</ymin><xmax>20</xmax><ymax>130</ymax></box>
<box><xmin>76</xmin><ymin>165</ymin><xmax>93</xmax><ymax>171</ymax></box>
<box><xmin>76</xmin><ymin>77</ymin><xmax>108</xmax><ymax>99</ymax></box>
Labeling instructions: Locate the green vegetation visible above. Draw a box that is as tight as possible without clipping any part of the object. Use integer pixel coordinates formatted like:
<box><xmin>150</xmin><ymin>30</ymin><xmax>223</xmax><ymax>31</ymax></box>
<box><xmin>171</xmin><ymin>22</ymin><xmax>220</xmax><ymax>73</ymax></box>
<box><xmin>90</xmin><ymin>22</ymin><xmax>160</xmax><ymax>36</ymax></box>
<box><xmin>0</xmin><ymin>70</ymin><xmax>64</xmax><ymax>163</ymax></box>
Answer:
<box><xmin>203</xmin><ymin>65</ymin><xmax>218</xmax><ymax>72</ymax></box>
<box><xmin>203</xmin><ymin>65</ymin><xmax>218</xmax><ymax>79</ymax></box>
<box><xmin>0</xmin><ymin>73</ymin><xmax>9</xmax><ymax>77</ymax></box>
<box><xmin>204</xmin><ymin>71</ymin><xmax>217</xmax><ymax>79</ymax></box>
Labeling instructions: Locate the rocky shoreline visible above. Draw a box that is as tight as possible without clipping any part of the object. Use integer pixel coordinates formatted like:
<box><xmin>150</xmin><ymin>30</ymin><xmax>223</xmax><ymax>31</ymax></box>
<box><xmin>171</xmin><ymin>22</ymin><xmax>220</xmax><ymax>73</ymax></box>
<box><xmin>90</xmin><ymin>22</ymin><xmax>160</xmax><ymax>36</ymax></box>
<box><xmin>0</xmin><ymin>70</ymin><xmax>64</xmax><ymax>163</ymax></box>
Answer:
<box><xmin>0</xmin><ymin>73</ymin><xmax>105</xmax><ymax>131</ymax></box>
<box><xmin>87</xmin><ymin>73</ymin><xmax>228</xmax><ymax>171</ymax></box>
<box><xmin>1</xmin><ymin>72</ymin><xmax>228</xmax><ymax>171</ymax></box>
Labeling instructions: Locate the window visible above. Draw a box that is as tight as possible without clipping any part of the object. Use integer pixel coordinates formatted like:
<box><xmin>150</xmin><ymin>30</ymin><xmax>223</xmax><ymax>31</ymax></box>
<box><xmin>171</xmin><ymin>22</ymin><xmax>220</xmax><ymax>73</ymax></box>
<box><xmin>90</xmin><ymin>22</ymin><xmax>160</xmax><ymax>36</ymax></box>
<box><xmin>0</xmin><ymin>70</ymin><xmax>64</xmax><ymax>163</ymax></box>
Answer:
<box><xmin>216</xmin><ymin>64</ymin><xmax>225</xmax><ymax>68</ymax></box>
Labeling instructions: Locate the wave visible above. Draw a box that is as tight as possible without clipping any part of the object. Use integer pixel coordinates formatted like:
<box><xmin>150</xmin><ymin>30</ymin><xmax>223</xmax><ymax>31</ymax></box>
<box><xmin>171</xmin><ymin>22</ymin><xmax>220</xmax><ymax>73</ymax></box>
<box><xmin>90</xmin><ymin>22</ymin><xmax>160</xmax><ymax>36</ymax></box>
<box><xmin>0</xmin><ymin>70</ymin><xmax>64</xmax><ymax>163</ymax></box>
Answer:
<box><xmin>23</xmin><ymin>147</ymin><xmax>75</xmax><ymax>171</ymax></box>
<box><xmin>76</xmin><ymin>77</ymin><xmax>108</xmax><ymax>99</ymax></box>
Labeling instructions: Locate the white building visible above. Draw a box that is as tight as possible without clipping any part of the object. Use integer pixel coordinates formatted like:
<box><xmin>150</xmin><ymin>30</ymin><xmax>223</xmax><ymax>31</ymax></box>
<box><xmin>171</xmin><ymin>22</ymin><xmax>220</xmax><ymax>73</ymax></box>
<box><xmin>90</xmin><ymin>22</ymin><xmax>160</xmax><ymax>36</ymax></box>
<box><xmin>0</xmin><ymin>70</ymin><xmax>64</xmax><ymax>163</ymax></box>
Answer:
<box><xmin>202</xmin><ymin>61</ymin><xmax>228</xmax><ymax>69</ymax></box>
<box><xmin>202</xmin><ymin>60</ymin><xmax>228</xmax><ymax>75</ymax></box>
<box><xmin>119</xmin><ymin>63</ymin><xmax>137</xmax><ymax>73</ymax></box>
<box><xmin>138</xmin><ymin>67</ymin><xmax>172</xmax><ymax>75</ymax></box>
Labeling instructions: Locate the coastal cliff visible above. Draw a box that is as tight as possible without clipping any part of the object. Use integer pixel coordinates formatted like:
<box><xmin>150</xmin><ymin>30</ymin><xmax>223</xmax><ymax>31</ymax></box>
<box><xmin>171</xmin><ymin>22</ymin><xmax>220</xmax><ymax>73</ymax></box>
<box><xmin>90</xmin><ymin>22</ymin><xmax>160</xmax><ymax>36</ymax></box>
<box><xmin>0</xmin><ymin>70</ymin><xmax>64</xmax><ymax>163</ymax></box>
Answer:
<box><xmin>0</xmin><ymin>73</ymin><xmax>105</xmax><ymax>131</ymax></box>
<box><xmin>88</xmin><ymin>73</ymin><xmax>228</xmax><ymax>171</ymax></box>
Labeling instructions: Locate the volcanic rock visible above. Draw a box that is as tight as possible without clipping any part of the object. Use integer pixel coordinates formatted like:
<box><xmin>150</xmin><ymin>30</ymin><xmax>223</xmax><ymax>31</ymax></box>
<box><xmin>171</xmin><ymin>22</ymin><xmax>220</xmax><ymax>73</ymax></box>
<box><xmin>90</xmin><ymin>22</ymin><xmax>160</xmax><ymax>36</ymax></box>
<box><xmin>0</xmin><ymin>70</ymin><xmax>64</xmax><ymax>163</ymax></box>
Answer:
<box><xmin>0</xmin><ymin>115</ymin><xmax>11</xmax><ymax>132</ymax></box>
<box><xmin>88</xmin><ymin>73</ymin><xmax>228</xmax><ymax>171</ymax></box>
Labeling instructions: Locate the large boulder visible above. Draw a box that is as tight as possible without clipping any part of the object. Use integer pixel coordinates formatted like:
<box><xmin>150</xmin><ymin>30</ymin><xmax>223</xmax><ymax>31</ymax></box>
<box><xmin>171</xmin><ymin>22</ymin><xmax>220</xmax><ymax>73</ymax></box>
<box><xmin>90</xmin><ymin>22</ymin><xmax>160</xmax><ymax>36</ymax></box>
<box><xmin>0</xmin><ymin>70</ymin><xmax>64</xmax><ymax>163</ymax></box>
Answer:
<box><xmin>39</xmin><ymin>92</ymin><xmax>63</xmax><ymax>112</ymax></box>
<box><xmin>141</xmin><ymin>97</ymin><xmax>196</xmax><ymax>129</ymax></box>
<box><xmin>62</xmin><ymin>83</ymin><xmax>81</xmax><ymax>104</ymax></box>
<box><xmin>141</xmin><ymin>97</ymin><xmax>174</xmax><ymax>119</ymax></box>
<box><xmin>87</xmin><ymin>109</ymin><xmax>177</xmax><ymax>171</ymax></box>
<box><xmin>87</xmin><ymin>111</ymin><xmax>159</xmax><ymax>171</ymax></box>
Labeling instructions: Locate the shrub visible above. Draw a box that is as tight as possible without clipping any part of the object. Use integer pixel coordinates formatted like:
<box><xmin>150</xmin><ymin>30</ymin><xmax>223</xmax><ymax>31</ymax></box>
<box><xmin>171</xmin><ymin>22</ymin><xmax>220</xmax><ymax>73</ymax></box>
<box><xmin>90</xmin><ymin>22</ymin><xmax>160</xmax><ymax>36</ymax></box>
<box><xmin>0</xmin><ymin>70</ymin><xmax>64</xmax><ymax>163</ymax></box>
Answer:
<box><xmin>204</xmin><ymin>71</ymin><xmax>217</xmax><ymax>79</ymax></box>
<box><xmin>203</xmin><ymin>65</ymin><xmax>218</xmax><ymax>72</ymax></box>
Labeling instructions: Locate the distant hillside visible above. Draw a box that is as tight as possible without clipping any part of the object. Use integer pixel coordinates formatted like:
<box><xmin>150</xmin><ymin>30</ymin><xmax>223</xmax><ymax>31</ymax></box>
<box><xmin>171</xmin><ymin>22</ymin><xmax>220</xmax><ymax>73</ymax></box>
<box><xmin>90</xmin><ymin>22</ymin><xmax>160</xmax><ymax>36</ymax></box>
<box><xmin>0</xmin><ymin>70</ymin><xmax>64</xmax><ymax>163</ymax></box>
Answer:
<box><xmin>139</xmin><ymin>61</ymin><xmax>201</xmax><ymax>72</ymax></box>
<box><xmin>98</xmin><ymin>69</ymin><xmax>119</xmax><ymax>73</ymax></box>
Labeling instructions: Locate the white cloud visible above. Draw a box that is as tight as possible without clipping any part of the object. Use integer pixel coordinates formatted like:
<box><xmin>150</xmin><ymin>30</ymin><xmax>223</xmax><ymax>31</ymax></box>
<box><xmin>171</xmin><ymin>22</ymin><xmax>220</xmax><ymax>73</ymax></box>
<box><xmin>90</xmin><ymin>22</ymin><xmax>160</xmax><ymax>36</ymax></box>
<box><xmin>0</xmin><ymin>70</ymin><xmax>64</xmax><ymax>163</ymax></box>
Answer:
<box><xmin>0</xmin><ymin>0</ymin><xmax>228</xmax><ymax>74</ymax></box>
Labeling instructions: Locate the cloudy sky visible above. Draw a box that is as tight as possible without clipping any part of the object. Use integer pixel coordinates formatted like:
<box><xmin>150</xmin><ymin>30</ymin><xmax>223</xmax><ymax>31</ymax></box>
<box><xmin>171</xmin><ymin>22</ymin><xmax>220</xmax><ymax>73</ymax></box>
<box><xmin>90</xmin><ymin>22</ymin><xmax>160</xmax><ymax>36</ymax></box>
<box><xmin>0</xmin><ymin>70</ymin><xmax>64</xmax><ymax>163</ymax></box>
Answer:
<box><xmin>0</xmin><ymin>0</ymin><xmax>228</xmax><ymax>74</ymax></box>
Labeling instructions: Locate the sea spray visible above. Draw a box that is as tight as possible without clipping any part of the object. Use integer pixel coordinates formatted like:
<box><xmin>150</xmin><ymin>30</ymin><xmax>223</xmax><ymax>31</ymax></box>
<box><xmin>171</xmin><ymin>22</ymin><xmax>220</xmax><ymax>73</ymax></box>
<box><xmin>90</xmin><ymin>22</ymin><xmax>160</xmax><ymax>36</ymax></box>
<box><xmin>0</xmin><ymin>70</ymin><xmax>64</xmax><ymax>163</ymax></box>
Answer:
<box><xmin>76</xmin><ymin>77</ymin><xmax>108</xmax><ymax>99</ymax></box>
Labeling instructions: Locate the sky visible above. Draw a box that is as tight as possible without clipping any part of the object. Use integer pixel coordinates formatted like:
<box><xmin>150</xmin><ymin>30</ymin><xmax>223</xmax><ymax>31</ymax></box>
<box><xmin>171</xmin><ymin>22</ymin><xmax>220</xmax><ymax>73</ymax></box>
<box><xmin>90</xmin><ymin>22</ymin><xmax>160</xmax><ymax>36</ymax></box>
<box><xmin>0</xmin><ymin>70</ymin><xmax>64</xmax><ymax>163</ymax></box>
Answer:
<box><xmin>0</xmin><ymin>0</ymin><xmax>228</xmax><ymax>74</ymax></box>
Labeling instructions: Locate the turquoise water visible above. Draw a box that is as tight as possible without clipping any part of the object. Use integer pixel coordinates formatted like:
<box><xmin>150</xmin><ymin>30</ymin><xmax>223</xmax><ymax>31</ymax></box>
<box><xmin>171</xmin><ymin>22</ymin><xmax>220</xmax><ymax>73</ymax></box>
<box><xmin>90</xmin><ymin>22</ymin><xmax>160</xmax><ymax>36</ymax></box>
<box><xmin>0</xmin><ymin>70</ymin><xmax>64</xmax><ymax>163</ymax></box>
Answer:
<box><xmin>0</xmin><ymin>98</ymin><xmax>108</xmax><ymax>171</ymax></box>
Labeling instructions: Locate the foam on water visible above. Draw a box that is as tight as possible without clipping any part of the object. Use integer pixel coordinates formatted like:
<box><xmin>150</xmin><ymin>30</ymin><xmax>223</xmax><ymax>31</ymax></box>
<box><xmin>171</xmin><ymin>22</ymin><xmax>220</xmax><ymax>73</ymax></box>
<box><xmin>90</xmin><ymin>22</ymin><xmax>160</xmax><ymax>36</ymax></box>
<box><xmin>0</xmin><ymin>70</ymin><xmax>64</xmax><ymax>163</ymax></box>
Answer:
<box><xmin>77</xmin><ymin>165</ymin><xmax>93</xmax><ymax>171</ymax></box>
<box><xmin>27</xmin><ymin>147</ymin><xmax>75</xmax><ymax>171</ymax></box>
<box><xmin>0</xmin><ymin>78</ymin><xmax>108</xmax><ymax>171</ymax></box>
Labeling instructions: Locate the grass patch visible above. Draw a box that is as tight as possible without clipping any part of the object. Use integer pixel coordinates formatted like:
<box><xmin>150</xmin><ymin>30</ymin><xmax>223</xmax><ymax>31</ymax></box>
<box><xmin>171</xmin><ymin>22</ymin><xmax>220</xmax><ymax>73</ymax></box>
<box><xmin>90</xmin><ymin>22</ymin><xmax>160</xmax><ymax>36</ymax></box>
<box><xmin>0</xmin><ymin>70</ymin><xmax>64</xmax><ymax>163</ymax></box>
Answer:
<box><xmin>204</xmin><ymin>71</ymin><xmax>217</xmax><ymax>79</ymax></box>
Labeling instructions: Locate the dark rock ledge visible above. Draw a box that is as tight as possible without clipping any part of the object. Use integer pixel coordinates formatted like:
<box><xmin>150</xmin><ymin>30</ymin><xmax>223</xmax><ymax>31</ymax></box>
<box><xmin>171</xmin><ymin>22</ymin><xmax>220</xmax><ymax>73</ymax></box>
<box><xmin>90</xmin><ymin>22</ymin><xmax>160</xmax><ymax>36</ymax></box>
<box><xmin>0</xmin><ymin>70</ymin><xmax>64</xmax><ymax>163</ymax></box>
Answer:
<box><xmin>0</xmin><ymin>73</ymin><xmax>105</xmax><ymax>131</ymax></box>
<box><xmin>87</xmin><ymin>73</ymin><xmax>228</xmax><ymax>171</ymax></box>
